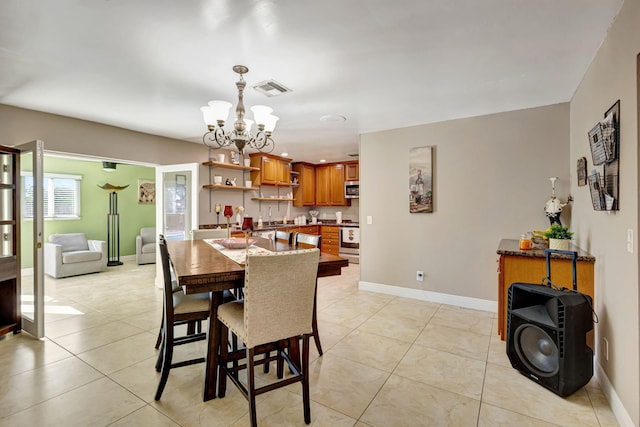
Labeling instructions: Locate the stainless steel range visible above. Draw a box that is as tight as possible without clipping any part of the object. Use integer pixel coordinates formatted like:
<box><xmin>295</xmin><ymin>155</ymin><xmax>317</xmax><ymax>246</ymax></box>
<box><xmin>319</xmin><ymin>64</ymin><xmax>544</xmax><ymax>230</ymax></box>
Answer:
<box><xmin>339</xmin><ymin>225</ymin><xmax>360</xmax><ymax>264</ymax></box>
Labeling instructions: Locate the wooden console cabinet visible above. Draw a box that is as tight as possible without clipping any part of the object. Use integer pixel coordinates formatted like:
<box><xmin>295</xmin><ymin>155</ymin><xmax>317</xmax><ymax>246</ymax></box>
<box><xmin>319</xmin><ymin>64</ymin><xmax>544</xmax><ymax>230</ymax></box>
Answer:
<box><xmin>496</xmin><ymin>239</ymin><xmax>595</xmax><ymax>341</ymax></box>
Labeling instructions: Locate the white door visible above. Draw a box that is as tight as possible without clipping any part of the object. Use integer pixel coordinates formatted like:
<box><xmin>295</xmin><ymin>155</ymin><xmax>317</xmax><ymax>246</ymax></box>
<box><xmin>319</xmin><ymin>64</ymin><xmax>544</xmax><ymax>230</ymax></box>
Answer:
<box><xmin>17</xmin><ymin>140</ymin><xmax>45</xmax><ymax>338</ymax></box>
<box><xmin>154</xmin><ymin>163</ymin><xmax>199</xmax><ymax>287</ymax></box>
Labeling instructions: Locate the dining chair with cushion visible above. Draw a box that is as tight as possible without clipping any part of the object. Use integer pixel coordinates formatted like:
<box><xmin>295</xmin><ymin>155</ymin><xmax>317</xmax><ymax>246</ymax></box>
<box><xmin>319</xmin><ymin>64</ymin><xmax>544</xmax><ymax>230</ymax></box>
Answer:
<box><xmin>294</xmin><ymin>233</ymin><xmax>323</xmax><ymax>355</ymax></box>
<box><xmin>192</xmin><ymin>228</ymin><xmax>229</xmax><ymax>240</ymax></box>
<box><xmin>217</xmin><ymin>249</ymin><xmax>320</xmax><ymax>427</ymax></box>
<box><xmin>295</xmin><ymin>232</ymin><xmax>321</xmax><ymax>249</ymax></box>
<box><xmin>274</xmin><ymin>230</ymin><xmax>292</xmax><ymax>245</ymax></box>
<box><xmin>154</xmin><ymin>235</ymin><xmax>210</xmax><ymax>401</ymax></box>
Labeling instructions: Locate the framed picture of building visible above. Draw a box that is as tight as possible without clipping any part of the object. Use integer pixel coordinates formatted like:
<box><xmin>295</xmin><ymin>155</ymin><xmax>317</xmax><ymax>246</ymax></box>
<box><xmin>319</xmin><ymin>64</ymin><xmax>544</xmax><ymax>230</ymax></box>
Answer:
<box><xmin>409</xmin><ymin>146</ymin><xmax>433</xmax><ymax>213</ymax></box>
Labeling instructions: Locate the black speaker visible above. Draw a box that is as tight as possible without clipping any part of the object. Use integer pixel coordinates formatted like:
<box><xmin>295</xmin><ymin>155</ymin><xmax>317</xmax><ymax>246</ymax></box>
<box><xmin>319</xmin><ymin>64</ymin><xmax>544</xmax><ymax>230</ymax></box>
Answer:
<box><xmin>507</xmin><ymin>283</ymin><xmax>594</xmax><ymax>397</ymax></box>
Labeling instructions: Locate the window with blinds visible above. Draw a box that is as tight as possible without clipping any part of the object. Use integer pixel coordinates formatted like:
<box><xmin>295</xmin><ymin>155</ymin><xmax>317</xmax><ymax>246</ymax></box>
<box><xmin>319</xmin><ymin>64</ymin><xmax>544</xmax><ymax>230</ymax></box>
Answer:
<box><xmin>22</xmin><ymin>174</ymin><xmax>81</xmax><ymax>219</ymax></box>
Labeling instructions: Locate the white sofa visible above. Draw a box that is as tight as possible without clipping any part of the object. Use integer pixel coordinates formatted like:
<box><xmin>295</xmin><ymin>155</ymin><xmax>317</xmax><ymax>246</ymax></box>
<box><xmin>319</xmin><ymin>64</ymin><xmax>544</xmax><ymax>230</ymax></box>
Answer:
<box><xmin>136</xmin><ymin>227</ymin><xmax>156</xmax><ymax>264</ymax></box>
<box><xmin>44</xmin><ymin>233</ymin><xmax>107</xmax><ymax>278</ymax></box>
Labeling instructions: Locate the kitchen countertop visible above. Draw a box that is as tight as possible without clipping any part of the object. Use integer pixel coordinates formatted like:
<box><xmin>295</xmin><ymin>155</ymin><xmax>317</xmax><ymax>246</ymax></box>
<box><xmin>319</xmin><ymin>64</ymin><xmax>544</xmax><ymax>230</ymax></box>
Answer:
<box><xmin>497</xmin><ymin>239</ymin><xmax>595</xmax><ymax>262</ymax></box>
<box><xmin>201</xmin><ymin>221</ymin><xmax>359</xmax><ymax>232</ymax></box>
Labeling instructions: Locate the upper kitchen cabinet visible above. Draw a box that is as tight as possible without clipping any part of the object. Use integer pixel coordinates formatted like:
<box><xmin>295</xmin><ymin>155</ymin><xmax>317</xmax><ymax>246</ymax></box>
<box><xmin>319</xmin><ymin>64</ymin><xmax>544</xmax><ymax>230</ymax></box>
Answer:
<box><xmin>249</xmin><ymin>153</ymin><xmax>292</xmax><ymax>186</ymax></box>
<box><xmin>292</xmin><ymin>162</ymin><xmax>316</xmax><ymax>207</ymax></box>
<box><xmin>315</xmin><ymin>163</ymin><xmax>349</xmax><ymax>206</ymax></box>
<box><xmin>344</xmin><ymin>161</ymin><xmax>359</xmax><ymax>181</ymax></box>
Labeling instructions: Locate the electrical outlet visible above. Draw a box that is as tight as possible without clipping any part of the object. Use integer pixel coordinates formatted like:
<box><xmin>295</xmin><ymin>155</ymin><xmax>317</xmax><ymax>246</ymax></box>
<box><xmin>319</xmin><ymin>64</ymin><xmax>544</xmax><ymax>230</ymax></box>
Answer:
<box><xmin>416</xmin><ymin>270</ymin><xmax>424</xmax><ymax>282</ymax></box>
<box><xmin>366</xmin><ymin>215</ymin><xmax>373</xmax><ymax>225</ymax></box>
<box><xmin>603</xmin><ymin>337</ymin><xmax>609</xmax><ymax>361</ymax></box>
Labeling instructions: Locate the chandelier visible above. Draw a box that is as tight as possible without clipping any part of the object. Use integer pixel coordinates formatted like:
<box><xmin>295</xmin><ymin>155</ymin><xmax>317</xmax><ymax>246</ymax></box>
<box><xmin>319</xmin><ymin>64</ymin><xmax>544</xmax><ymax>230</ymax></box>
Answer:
<box><xmin>200</xmin><ymin>65</ymin><xmax>278</xmax><ymax>155</ymax></box>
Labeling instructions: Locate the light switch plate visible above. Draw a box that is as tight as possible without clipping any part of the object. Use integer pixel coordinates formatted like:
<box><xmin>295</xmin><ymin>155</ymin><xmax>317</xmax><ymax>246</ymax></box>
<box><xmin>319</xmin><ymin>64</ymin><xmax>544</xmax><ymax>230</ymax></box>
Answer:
<box><xmin>366</xmin><ymin>216</ymin><xmax>373</xmax><ymax>225</ymax></box>
<box><xmin>627</xmin><ymin>229</ymin><xmax>633</xmax><ymax>253</ymax></box>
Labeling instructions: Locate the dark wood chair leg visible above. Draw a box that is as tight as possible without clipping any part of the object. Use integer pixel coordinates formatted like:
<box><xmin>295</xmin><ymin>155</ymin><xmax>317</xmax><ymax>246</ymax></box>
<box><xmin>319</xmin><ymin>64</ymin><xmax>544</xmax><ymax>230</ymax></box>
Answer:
<box><xmin>154</xmin><ymin>311</ymin><xmax>164</xmax><ymax>349</ymax></box>
<box><xmin>312</xmin><ymin>284</ymin><xmax>323</xmax><ymax>356</ymax></box>
<box><xmin>154</xmin><ymin>326</ymin><xmax>174</xmax><ymax>400</ymax></box>
<box><xmin>247</xmin><ymin>347</ymin><xmax>258</xmax><ymax>427</ymax></box>
<box><xmin>218</xmin><ymin>322</ymin><xmax>229</xmax><ymax>398</ymax></box>
<box><xmin>302</xmin><ymin>334</ymin><xmax>311</xmax><ymax>424</ymax></box>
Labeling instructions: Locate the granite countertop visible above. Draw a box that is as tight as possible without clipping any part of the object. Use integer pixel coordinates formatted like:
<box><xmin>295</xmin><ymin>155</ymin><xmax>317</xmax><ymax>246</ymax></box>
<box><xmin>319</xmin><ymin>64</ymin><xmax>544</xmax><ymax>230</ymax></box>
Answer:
<box><xmin>497</xmin><ymin>239</ymin><xmax>595</xmax><ymax>263</ymax></box>
<box><xmin>201</xmin><ymin>220</ymin><xmax>359</xmax><ymax>232</ymax></box>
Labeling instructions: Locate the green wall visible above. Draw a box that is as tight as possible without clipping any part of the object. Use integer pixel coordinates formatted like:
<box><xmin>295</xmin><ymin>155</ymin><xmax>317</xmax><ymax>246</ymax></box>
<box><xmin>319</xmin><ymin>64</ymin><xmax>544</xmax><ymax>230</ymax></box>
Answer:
<box><xmin>21</xmin><ymin>156</ymin><xmax>155</xmax><ymax>267</ymax></box>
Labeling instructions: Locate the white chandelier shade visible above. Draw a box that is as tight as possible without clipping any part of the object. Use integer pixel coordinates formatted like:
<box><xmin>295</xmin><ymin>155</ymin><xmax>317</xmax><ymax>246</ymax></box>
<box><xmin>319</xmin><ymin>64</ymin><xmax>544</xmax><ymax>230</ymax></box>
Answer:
<box><xmin>201</xmin><ymin>65</ymin><xmax>277</xmax><ymax>154</ymax></box>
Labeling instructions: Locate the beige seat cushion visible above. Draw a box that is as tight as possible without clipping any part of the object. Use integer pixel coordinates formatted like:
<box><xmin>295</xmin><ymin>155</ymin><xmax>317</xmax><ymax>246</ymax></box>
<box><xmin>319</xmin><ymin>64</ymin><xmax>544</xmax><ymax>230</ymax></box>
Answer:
<box><xmin>173</xmin><ymin>291</ymin><xmax>210</xmax><ymax>315</ymax></box>
<box><xmin>63</xmin><ymin>250</ymin><xmax>102</xmax><ymax>264</ymax></box>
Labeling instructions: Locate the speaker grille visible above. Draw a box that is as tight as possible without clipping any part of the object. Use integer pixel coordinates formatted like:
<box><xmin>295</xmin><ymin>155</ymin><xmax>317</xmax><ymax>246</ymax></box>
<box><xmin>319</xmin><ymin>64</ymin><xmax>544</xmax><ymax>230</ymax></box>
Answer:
<box><xmin>557</xmin><ymin>301</ymin><xmax>565</xmax><ymax>358</ymax></box>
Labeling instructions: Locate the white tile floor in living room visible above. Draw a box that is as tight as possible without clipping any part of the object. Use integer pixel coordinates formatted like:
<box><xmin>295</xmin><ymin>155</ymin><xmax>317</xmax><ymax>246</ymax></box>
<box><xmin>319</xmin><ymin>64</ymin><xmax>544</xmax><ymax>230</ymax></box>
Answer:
<box><xmin>0</xmin><ymin>261</ymin><xmax>619</xmax><ymax>426</ymax></box>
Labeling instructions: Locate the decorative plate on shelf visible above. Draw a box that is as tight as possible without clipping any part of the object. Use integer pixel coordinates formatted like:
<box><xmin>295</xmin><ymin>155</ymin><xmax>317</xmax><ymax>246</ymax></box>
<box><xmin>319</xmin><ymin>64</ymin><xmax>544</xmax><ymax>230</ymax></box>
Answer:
<box><xmin>215</xmin><ymin>238</ymin><xmax>257</xmax><ymax>249</ymax></box>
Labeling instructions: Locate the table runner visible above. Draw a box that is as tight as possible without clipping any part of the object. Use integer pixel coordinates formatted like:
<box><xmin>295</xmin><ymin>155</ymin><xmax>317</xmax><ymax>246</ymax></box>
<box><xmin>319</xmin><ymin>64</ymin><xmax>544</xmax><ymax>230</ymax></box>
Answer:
<box><xmin>203</xmin><ymin>238</ymin><xmax>273</xmax><ymax>265</ymax></box>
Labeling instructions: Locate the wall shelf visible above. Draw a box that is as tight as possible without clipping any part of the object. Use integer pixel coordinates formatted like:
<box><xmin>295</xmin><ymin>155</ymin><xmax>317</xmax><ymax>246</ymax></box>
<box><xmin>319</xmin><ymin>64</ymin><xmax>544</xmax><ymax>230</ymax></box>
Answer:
<box><xmin>251</xmin><ymin>198</ymin><xmax>295</xmax><ymax>202</ymax></box>
<box><xmin>202</xmin><ymin>161</ymin><xmax>260</xmax><ymax>172</ymax></box>
<box><xmin>203</xmin><ymin>184</ymin><xmax>258</xmax><ymax>191</ymax></box>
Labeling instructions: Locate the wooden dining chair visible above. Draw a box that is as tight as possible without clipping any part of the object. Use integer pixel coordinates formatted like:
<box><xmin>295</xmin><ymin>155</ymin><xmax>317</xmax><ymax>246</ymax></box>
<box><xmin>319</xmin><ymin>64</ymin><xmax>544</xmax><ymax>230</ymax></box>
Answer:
<box><xmin>294</xmin><ymin>233</ymin><xmax>323</xmax><ymax>355</ymax></box>
<box><xmin>217</xmin><ymin>249</ymin><xmax>320</xmax><ymax>427</ymax></box>
<box><xmin>154</xmin><ymin>236</ymin><xmax>210</xmax><ymax>401</ymax></box>
<box><xmin>295</xmin><ymin>232</ymin><xmax>322</xmax><ymax>249</ymax></box>
<box><xmin>274</xmin><ymin>230</ymin><xmax>292</xmax><ymax>245</ymax></box>
<box><xmin>154</xmin><ymin>235</ymin><xmax>203</xmax><ymax>350</ymax></box>
<box><xmin>192</xmin><ymin>228</ymin><xmax>228</xmax><ymax>240</ymax></box>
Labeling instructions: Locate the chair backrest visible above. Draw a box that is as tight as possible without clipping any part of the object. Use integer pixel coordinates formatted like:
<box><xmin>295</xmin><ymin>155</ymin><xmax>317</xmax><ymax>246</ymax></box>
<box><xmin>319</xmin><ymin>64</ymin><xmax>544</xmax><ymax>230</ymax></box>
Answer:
<box><xmin>140</xmin><ymin>227</ymin><xmax>156</xmax><ymax>243</ymax></box>
<box><xmin>192</xmin><ymin>228</ymin><xmax>228</xmax><ymax>240</ymax></box>
<box><xmin>158</xmin><ymin>235</ymin><xmax>182</xmax><ymax>312</ymax></box>
<box><xmin>295</xmin><ymin>233</ymin><xmax>321</xmax><ymax>249</ymax></box>
<box><xmin>274</xmin><ymin>230</ymin><xmax>292</xmax><ymax>244</ymax></box>
<box><xmin>243</xmin><ymin>249</ymin><xmax>320</xmax><ymax>348</ymax></box>
<box><xmin>48</xmin><ymin>233</ymin><xmax>89</xmax><ymax>252</ymax></box>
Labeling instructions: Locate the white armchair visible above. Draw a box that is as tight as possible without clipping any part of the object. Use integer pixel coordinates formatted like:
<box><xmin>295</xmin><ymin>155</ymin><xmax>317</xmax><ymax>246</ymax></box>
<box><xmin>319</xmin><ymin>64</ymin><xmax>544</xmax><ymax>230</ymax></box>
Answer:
<box><xmin>44</xmin><ymin>233</ymin><xmax>107</xmax><ymax>278</ymax></box>
<box><xmin>136</xmin><ymin>227</ymin><xmax>157</xmax><ymax>264</ymax></box>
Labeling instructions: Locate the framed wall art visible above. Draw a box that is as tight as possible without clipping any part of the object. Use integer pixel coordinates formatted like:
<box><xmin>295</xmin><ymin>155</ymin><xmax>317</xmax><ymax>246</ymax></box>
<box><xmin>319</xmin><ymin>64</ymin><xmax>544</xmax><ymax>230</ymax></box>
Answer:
<box><xmin>138</xmin><ymin>179</ymin><xmax>155</xmax><ymax>204</ymax></box>
<box><xmin>577</xmin><ymin>157</ymin><xmax>587</xmax><ymax>186</ymax></box>
<box><xmin>409</xmin><ymin>146</ymin><xmax>433</xmax><ymax>213</ymax></box>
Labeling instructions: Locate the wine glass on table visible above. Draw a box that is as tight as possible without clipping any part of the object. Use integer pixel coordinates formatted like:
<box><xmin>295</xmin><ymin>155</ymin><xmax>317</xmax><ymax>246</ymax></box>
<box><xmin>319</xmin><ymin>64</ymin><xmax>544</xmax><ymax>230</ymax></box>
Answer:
<box><xmin>241</xmin><ymin>217</ymin><xmax>254</xmax><ymax>255</ymax></box>
<box><xmin>223</xmin><ymin>205</ymin><xmax>233</xmax><ymax>240</ymax></box>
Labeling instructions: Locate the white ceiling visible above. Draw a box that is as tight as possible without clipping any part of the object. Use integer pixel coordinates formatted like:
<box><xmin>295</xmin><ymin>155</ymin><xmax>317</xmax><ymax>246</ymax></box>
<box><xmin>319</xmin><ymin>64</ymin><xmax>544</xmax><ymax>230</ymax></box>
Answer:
<box><xmin>0</xmin><ymin>0</ymin><xmax>623</xmax><ymax>163</ymax></box>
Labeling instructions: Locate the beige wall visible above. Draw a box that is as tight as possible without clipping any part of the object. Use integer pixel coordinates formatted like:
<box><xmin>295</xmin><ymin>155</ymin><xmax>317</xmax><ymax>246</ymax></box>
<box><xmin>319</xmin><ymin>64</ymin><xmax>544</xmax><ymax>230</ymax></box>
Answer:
<box><xmin>570</xmin><ymin>0</ymin><xmax>639</xmax><ymax>424</ymax></box>
<box><xmin>360</xmin><ymin>103</ymin><xmax>570</xmax><ymax>302</ymax></box>
<box><xmin>0</xmin><ymin>104</ymin><xmax>211</xmax><ymax>165</ymax></box>
<box><xmin>0</xmin><ymin>105</ymin><xmax>355</xmax><ymax>228</ymax></box>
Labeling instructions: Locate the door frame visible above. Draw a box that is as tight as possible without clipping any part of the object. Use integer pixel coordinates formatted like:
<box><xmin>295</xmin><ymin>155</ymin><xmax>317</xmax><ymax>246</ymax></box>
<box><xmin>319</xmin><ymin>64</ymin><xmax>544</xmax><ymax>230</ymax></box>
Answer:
<box><xmin>154</xmin><ymin>163</ymin><xmax>199</xmax><ymax>287</ymax></box>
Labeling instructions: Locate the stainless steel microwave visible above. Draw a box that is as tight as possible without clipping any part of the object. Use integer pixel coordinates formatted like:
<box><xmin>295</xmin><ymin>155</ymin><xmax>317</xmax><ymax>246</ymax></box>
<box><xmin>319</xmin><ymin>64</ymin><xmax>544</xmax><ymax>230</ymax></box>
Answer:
<box><xmin>344</xmin><ymin>181</ymin><xmax>359</xmax><ymax>198</ymax></box>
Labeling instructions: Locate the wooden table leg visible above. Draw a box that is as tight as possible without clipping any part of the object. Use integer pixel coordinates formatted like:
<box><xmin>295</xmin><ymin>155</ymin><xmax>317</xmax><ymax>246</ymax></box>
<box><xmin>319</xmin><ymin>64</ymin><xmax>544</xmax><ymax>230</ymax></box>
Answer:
<box><xmin>203</xmin><ymin>291</ymin><xmax>222</xmax><ymax>401</ymax></box>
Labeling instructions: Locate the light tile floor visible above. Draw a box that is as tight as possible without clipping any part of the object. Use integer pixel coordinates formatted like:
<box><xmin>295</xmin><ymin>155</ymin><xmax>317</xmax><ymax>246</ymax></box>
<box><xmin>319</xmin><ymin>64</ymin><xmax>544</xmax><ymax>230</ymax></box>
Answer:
<box><xmin>0</xmin><ymin>261</ymin><xmax>619</xmax><ymax>426</ymax></box>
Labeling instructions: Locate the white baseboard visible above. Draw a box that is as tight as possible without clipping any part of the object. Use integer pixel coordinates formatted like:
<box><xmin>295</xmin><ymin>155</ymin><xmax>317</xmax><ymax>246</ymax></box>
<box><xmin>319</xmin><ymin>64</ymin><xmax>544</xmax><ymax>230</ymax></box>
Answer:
<box><xmin>358</xmin><ymin>280</ymin><xmax>497</xmax><ymax>313</ymax></box>
<box><xmin>594</xmin><ymin>361</ymin><xmax>635</xmax><ymax>427</ymax></box>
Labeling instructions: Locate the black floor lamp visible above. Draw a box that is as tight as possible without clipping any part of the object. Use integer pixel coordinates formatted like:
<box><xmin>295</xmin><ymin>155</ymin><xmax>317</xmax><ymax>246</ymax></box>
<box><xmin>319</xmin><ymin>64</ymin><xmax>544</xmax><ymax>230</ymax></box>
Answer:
<box><xmin>98</xmin><ymin>183</ymin><xmax>128</xmax><ymax>267</ymax></box>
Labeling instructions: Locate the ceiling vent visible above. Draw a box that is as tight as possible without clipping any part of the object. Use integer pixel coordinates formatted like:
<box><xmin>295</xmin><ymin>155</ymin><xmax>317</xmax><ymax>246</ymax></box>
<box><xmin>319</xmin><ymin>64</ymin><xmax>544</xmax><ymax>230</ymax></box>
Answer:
<box><xmin>253</xmin><ymin>80</ymin><xmax>291</xmax><ymax>97</ymax></box>
<box><xmin>102</xmin><ymin>161</ymin><xmax>117</xmax><ymax>172</ymax></box>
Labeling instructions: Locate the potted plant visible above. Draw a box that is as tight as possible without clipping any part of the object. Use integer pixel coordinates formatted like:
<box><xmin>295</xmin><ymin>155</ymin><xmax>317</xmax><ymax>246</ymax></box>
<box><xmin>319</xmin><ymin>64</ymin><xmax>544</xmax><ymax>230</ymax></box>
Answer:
<box><xmin>544</xmin><ymin>223</ymin><xmax>574</xmax><ymax>250</ymax></box>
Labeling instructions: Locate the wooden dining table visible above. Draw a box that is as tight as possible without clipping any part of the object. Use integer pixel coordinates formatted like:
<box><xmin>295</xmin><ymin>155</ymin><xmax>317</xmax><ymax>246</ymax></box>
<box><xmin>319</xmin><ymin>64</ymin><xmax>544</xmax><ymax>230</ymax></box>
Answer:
<box><xmin>166</xmin><ymin>237</ymin><xmax>349</xmax><ymax>401</ymax></box>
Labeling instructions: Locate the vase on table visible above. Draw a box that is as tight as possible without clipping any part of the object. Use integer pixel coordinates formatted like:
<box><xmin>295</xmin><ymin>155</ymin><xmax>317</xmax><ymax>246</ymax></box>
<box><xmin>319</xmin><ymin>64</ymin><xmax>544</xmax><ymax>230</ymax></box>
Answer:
<box><xmin>549</xmin><ymin>238</ymin><xmax>570</xmax><ymax>251</ymax></box>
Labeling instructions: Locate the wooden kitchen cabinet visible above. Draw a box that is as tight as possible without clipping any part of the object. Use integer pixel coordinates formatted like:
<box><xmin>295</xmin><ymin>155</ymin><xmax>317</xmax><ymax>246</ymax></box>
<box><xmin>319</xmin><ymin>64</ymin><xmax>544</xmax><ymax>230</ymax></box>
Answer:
<box><xmin>249</xmin><ymin>153</ymin><xmax>291</xmax><ymax>186</ymax></box>
<box><xmin>320</xmin><ymin>225</ymin><xmax>340</xmax><ymax>255</ymax></box>
<box><xmin>292</xmin><ymin>162</ymin><xmax>315</xmax><ymax>207</ymax></box>
<box><xmin>345</xmin><ymin>161</ymin><xmax>359</xmax><ymax>181</ymax></box>
<box><xmin>0</xmin><ymin>145</ymin><xmax>20</xmax><ymax>337</ymax></box>
<box><xmin>315</xmin><ymin>163</ymin><xmax>349</xmax><ymax>206</ymax></box>
<box><xmin>496</xmin><ymin>239</ymin><xmax>595</xmax><ymax>344</ymax></box>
